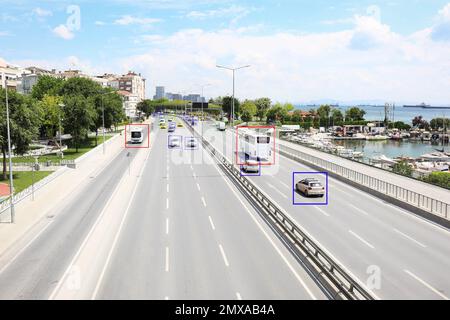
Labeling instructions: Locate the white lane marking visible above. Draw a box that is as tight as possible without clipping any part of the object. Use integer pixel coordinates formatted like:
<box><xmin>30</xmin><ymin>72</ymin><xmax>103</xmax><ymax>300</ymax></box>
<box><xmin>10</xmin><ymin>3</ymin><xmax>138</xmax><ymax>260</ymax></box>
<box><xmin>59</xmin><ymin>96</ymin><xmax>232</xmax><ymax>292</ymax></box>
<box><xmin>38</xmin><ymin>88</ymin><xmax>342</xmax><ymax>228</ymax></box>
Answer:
<box><xmin>279</xmin><ymin>181</ymin><xmax>290</xmax><ymax>189</ymax></box>
<box><xmin>165</xmin><ymin>296</ymin><xmax>169</xmax><ymax>300</ymax></box>
<box><xmin>266</xmin><ymin>182</ymin><xmax>288</xmax><ymax>199</ymax></box>
<box><xmin>165</xmin><ymin>247</ymin><xmax>170</xmax><ymax>272</ymax></box>
<box><xmin>50</xmin><ymin>156</ymin><xmax>134</xmax><ymax>300</ymax></box>
<box><xmin>167</xmin><ymin>184</ymin><xmax>169</xmax><ymax>193</ymax></box>
<box><xmin>190</xmin><ymin>165</ymin><xmax>194</xmax><ymax>171</ymax></box>
<box><xmin>219</xmin><ymin>244</ymin><xmax>230</xmax><ymax>267</ymax></box>
<box><xmin>201</xmin><ymin>196</ymin><xmax>207</xmax><ymax>207</ymax></box>
<box><xmin>166</xmin><ymin>218</ymin><xmax>169</xmax><ymax>235</ymax></box>
<box><xmin>193</xmin><ymin>172</ymin><xmax>197</xmax><ymax>179</ymax></box>
<box><xmin>196</xmin><ymin>183</ymin><xmax>201</xmax><ymax>191</ymax></box>
<box><xmin>349</xmin><ymin>204</ymin><xmax>369</xmax><ymax>216</ymax></box>
<box><xmin>393</xmin><ymin>228</ymin><xmax>427</xmax><ymax>248</ymax></box>
<box><xmin>404</xmin><ymin>270</ymin><xmax>449</xmax><ymax>300</ymax></box>
<box><xmin>203</xmin><ymin>151</ymin><xmax>318</xmax><ymax>300</ymax></box>
<box><xmin>0</xmin><ymin>221</ymin><xmax>54</xmax><ymax>275</ymax></box>
<box><xmin>167</xmin><ymin>165</ymin><xmax>169</xmax><ymax>171</ymax></box>
<box><xmin>236</xmin><ymin>292</ymin><xmax>242</xmax><ymax>300</ymax></box>
<box><xmin>166</xmin><ymin>198</ymin><xmax>169</xmax><ymax>210</ymax></box>
<box><xmin>314</xmin><ymin>207</ymin><xmax>330</xmax><ymax>217</ymax></box>
<box><xmin>90</xmin><ymin>154</ymin><xmax>148</xmax><ymax>300</ymax></box>
<box><xmin>208</xmin><ymin>216</ymin><xmax>216</xmax><ymax>230</ymax></box>
<box><xmin>349</xmin><ymin>230</ymin><xmax>375</xmax><ymax>249</ymax></box>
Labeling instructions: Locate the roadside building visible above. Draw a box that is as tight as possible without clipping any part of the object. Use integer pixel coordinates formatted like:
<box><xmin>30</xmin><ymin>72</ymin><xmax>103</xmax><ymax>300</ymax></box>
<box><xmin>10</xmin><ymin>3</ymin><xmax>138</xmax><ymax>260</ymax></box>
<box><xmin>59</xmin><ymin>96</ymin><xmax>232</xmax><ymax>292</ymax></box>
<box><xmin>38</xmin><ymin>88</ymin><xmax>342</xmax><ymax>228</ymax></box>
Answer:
<box><xmin>0</xmin><ymin>61</ymin><xmax>25</xmax><ymax>90</ymax></box>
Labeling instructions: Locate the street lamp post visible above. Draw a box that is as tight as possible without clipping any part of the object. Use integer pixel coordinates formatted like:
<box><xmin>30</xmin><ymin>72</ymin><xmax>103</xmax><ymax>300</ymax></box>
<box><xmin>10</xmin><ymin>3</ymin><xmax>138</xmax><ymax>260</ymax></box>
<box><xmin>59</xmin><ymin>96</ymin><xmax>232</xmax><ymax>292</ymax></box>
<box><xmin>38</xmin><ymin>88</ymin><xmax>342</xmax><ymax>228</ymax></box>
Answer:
<box><xmin>58</xmin><ymin>103</ymin><xmax>65</xmax><ymax>159</ymax></box>
<box><xmin>3</xmin><ymin>73</ymin><xmax>15</xmax><ymax>223</ymax></box>
<box><xmin>200</xmin><ymin>84</ymin><xmax>211</xmax><ymax>138</ymax></box>
<box><xmin>216</xmin><ymin>65</ymin><xmax>250</xmax><ymax>164</ymax></box>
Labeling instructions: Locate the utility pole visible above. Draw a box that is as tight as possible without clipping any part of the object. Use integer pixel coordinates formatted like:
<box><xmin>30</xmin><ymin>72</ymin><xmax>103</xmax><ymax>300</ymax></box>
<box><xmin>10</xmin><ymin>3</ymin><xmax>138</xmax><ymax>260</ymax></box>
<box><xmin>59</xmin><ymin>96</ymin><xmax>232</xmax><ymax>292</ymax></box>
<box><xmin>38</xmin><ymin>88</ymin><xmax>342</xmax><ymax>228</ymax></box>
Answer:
<box><xmin>3</xmin><ymin>73</ymin><xmax>15</xmax><ymax>223</ymax></box>
<box><xmin>216</xmin><ymin>65</ymin><xmax>251</xmax><ymax>164</ymax></box>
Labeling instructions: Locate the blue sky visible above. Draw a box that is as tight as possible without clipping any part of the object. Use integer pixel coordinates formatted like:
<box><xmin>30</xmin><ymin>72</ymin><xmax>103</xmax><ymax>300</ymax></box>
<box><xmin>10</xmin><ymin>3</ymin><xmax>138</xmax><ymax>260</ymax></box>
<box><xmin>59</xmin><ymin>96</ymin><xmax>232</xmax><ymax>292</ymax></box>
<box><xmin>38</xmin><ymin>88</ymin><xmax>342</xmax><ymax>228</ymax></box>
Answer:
<box><xmin>1</xmin><ymin>0</ymin><xmax>450</xmax><ymax>104</ymax></box>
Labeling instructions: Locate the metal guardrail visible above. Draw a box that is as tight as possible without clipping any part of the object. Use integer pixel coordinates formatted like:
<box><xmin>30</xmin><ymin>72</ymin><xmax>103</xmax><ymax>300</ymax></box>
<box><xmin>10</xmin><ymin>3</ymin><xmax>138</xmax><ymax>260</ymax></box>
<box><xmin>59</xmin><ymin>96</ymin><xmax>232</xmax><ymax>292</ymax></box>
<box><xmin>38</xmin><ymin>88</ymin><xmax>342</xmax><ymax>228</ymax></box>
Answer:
<box><xmin>227</xmin><ymin>127</ymin><xmax>449</xmax><ymax>221</ymax></box>
<box><xmin>184</xmin><ymin>119</ymin><xmax>374</xmax><ymax>300</ymax></box>
<box><xmin>4</xmin><ymin>160</ymin><xmax>75</xmax><ymax>168</ymax></box>
<box><xmin>278</xmin><ymin>144</ymin><xmax>450</xmax><ymax>221</ymax></box>
<box><xmin>0</xmin><ymin>167</ymin><xmax>68</xmax><ymax>215</ymax></box>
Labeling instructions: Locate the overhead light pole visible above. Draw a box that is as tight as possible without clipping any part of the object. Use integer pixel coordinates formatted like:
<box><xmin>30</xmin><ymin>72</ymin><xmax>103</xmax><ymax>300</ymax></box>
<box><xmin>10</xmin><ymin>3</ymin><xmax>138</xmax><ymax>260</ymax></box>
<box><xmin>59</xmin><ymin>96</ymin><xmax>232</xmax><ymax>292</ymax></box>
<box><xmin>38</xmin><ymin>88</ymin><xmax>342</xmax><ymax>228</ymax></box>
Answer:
<box><xmin>200</xmin><ymin>83</ymin><xmax>211</xmax><ymax>139</ymax></box>
<box><xmin>216</xmin><ymin>65</ymin><xmax>250</xmax><ymax>164</ymax></box>
<box><xmin>58</xmin><ymin>103</ymin><xmax>65</xmax><ymax>159</ymax></box>
<box><xmin>3</xmin><ymin>73</ymin><xmax>15</xmax><ymax>223</ymax></box>
<box><xmin>99</xmin><ymin>91</ymin><xmax>115</xmax><ymax>155</ymax></box>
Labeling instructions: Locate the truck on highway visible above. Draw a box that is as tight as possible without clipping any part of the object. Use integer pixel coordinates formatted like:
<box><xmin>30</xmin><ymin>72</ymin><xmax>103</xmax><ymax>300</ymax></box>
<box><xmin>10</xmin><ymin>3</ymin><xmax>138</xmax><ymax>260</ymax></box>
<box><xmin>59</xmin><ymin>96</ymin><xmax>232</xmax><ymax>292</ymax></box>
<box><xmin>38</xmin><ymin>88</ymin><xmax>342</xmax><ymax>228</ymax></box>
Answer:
<box><xmin>130</xmin><ymin>127</ymin><xmax>144</xmax><ymax>144</ymax></box>
<box><xmin>218</xmin><ymin>122</ymin><xmax>226</xmax><ymax>131</ymax></box>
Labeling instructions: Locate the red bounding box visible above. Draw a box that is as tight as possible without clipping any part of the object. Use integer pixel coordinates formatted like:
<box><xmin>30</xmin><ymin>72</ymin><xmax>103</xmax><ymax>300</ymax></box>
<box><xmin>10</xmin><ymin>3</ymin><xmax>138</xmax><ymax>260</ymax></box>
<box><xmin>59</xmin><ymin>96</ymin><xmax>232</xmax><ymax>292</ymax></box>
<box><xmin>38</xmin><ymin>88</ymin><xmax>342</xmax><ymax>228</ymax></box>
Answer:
<box><xmin>236</xmin><ymin>126</ymin><xmax>276</xmax><ymax>166</ymax></box>
<box><xmin>125</xmin><ymin>123</ymin><xmax>150</xmax><ymax>149</ymax></box>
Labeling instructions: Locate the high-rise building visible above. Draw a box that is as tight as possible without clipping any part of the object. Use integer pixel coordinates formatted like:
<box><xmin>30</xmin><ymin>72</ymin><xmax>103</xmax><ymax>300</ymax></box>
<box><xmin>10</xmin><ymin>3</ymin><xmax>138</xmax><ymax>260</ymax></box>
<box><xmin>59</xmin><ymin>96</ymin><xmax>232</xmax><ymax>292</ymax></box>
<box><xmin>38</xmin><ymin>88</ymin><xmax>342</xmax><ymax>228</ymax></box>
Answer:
<box><xmin>154</xmin><ymin>86</ymin><xmax>165</xmax><ymax>100</ymax></box>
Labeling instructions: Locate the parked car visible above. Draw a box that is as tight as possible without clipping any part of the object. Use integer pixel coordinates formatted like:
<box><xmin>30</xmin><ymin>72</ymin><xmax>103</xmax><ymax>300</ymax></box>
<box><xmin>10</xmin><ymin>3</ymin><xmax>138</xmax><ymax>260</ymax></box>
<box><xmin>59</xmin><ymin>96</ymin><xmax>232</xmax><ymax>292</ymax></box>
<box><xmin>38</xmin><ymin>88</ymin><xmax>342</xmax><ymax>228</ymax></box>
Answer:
<box><xmin>296</xmin><ymin>179</ymin><xmax>325</xmax><ymax>197</ymax></box>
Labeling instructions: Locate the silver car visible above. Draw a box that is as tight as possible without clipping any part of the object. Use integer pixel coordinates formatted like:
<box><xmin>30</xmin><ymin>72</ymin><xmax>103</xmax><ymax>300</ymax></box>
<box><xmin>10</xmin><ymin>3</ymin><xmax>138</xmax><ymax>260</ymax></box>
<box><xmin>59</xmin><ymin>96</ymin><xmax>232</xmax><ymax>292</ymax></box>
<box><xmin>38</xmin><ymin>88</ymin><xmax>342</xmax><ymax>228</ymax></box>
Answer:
<box><xmin>296</xmin><ymin>179</ymin><xmax>325</xmax><ymax>197</ymax></box>
<box><xmin>242</xmin><ymin>160</ymin><xmax>260</xmax><ymax>173</ymax></box>
<box><xmin>186</xmin><ymin>137</ymin><xmax>198</xmax><ymax>148</ymax></box>
<box><xmin>168</xmin><ymin>136</ymin><xmax>181</xmax><ymax>148</ymax></box>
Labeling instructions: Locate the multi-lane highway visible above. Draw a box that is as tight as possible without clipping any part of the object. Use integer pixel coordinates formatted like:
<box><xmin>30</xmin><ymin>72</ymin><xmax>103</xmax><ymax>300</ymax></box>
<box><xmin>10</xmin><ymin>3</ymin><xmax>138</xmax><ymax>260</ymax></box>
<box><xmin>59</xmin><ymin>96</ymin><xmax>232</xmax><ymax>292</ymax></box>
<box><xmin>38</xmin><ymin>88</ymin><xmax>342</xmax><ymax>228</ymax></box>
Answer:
<box><xmin>199</xmin><ymin>120</ymin><xmax>450</xmax><ymax>300</ymax></box>
<box><xmin>0</xmin><ymin>119</ymin><xmax>327</xmax><ymax>300</ymax></box>
<box><xmin>0</xmin><ymin>115</ymin><xmax>448</xmax><ymax>300</ymax></box>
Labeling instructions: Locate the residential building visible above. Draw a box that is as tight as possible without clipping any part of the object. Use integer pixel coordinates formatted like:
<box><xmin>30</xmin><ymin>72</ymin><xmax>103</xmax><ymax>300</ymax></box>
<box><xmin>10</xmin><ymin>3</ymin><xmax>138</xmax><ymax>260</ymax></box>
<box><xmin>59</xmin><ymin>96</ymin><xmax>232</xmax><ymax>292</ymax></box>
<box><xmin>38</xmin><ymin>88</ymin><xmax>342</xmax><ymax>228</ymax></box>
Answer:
<box><xmin>17</xmin><ymin>66</ymin><xmax>55</xmax><ymax>94</ymax></box>
<box><xmin>118</xmin><ymin>90</ymin><xmax>140</xmax><ymax>118</ymax></box>
<box><xmin>119</xmin><ymin>71</ymin><xmax>146</xmax><ymax>101</ymax></box>
<box><xmin>0</xmin><ymin>62</ymin><xmax>24</xmax><ymax>90</ymax></box>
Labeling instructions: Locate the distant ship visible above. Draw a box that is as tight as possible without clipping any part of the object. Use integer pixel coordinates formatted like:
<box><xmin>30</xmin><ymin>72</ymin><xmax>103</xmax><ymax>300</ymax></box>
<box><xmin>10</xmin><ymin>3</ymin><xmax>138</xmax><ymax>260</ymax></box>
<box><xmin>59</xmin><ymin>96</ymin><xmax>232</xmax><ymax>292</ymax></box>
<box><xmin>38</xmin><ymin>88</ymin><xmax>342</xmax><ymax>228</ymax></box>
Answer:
<box><xmin>403</xmin><ymin>103</ymin><xmax>431</xmax><ymax>108</ymax></box>
<box><xmin>403</xmin><ymin>103</ymin><xmax>450</xmax><ymax>109</ymax></box>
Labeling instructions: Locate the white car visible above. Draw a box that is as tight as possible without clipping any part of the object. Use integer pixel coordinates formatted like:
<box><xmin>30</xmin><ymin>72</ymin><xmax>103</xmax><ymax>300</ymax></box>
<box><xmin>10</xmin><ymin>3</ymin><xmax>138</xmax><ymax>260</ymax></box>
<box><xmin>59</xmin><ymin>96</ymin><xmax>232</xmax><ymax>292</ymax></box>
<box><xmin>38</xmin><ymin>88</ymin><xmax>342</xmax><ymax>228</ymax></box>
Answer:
<box><xmin>168</xmin><ymin>136</ymin><xmax>181</xmax><ymax>148</ymax></box>
<box><xmin>242</xmin><ymin>160</ymin><xmax>260</xmax><ymax>173</ymax></box>
<box><xmin>186</xmin><ymin>137</ymin><xmax>198</xmax><ymax>148</ymax></box>
<box><xmin>296</xmin><ymin>179</ymin><xmax>325</xmax><ymax>197</ymax></box>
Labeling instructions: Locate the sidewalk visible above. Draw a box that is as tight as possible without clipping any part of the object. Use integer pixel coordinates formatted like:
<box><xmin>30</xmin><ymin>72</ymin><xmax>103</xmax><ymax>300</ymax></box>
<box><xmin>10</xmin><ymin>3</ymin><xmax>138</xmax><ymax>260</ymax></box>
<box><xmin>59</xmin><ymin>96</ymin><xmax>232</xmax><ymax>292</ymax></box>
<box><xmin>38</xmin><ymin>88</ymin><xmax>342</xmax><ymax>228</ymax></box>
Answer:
<box><xmin>0</xmin><ymin>131</ymin><xmax>125</xmax><ymax>256</ymax></box>
<box><xmin>277</xmin><ymin>138</ymin><xmax>450</xmax><ymax>203</ymax></box>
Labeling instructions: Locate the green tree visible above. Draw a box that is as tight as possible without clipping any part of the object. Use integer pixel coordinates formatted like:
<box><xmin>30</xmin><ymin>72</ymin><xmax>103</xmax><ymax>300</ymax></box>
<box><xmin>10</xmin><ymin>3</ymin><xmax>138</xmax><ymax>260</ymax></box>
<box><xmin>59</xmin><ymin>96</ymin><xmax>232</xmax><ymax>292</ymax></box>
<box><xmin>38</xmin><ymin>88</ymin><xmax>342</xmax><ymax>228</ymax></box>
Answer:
<box><xmin>59</xmin><ymin>77</ymin><xmax>103</xmax><ymax>98</ymax></box>
<box><xmin>0</xmin><ymin>89</ymin><xmax>41</xmax><ymax>180</ymax></box>
<box><xmin>392</xmin><ymin>160</ymin><xmax>413</xmax><ymax>177</ymax></box>
<box><xmin>91</xmin><ymin>90</ymin><xmax>125</xmax><ymax>145</ymax></box>
<box><xmin>317</xmin><ymin>105</ymin><xmax>331</xmax><ymax>127</ymax></box>
<box><xmin>222</xmin><ymin>96</ymin><xmax>240</xmax><ymax>121</ymax></box>
<box><xmin>137</xmin><ymin>99</ymin><xmax>155</xmax><ymax>118</ymax></box>
<box><xmin>266</xmin><ymin>103</ymin><xmax>289</xmax><ymax>124</ymax></box>
<box><xmin>31</xmin><ymin>75</ymin><xmax>64</xmax><ymax>100</ymax></box>
<box><xmin>283</xmin><ymin>103</ymin><xmax>295</xmax><ymax>112</ymax></box>
<box><xmin>291</xmin><ymin>110</ymin><xmax>303</xmax><ymax>123</ymax></box>
<box><xmin>62</xmin><ymin>95</ymin><xmax>96</xmax><ymax>152</ymax></box>
<box><xmin>240</xmin><ymin>100</ymin><xmax>257</xmax><ymax>123</ymax></box>
<box><xmin>37</xmin><ymin>94</ymin><xmax>63</xmax><ymax>139</ymax></box>
<box><xmin>345</xmin><ymin>107</ymin><xmax>366</xmax><ymax>122</ymax></box>
<box><xmin>254</xmin><ymin>97</ymin><xmax>271</xmax><ymax>121</ymax></box>
<box><xmin>430</xmin><ymin>118</ymin><xmax>450</xmax><ymax>130</ymax></box>
<box><xmin>422</xmin><ymin>172</ymin><xmax>450</xmax><ymax>189</ymax></box>
<box><xmin>331</xmin><ymin>109</ymin><xmax>344</xmax><ymax>126</ymax></box>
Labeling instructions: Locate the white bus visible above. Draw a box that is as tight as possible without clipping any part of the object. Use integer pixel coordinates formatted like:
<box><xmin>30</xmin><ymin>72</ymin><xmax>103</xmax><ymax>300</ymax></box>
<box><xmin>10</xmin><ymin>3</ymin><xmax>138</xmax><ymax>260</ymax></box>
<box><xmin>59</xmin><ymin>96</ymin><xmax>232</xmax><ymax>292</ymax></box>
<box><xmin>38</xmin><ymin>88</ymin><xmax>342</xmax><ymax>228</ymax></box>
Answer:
<box><xmin>130</xmin><ymin>127</ymin><xmax>144</xmax><ymax>144</ymax></box>
<box><xmin>241</xmin><ymin>132</ymin><xmax>272</xmax><ymax>161</ymax></box>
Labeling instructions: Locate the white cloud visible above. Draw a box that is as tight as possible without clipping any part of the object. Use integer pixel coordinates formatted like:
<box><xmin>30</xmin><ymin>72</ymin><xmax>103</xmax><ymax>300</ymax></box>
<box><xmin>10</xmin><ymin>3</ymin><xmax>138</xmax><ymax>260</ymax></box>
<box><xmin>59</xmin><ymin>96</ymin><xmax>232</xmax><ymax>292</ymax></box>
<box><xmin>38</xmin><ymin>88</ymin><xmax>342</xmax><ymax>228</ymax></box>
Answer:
<box><xmin>187</xmin><ymin>5</ymin><xmax>251</xmax><ymax>20</ymax></box>
<box><xmin>32</xmin><ymin>7</ymin><xmax>52</xmax><ymax>17</ymax></box>
<box><xmin>95</xmin><ymin>21</ymin><xmax>106</xmax><ymax>26</ymax></box>
<box><xmin>0</xmin><ymin>31</ymin><xmax>10</xmax><ymax>37</ymax></box>
<box><xmin>114</xmin><ymin>15</ymin><xmax>161</xmax><ymax>25</ymax></box>
<box><xmin>118</xmin><ymin>13</ymin><xmax>450</xmax><ymax>105</ymax></box>
<box><xmin>52</xmin><ymin>24</ymin><xmax>74</xmax><ymax>40</ymax></box>
<box><xmin>430</xmin><ymin>3</ymin><xmax>450</xmax><ymax>41</ymax></box>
